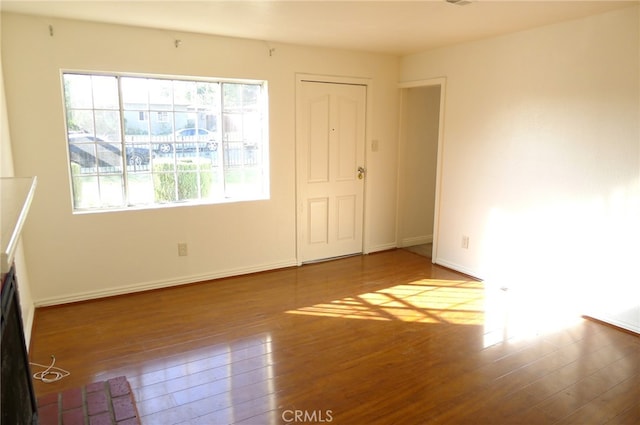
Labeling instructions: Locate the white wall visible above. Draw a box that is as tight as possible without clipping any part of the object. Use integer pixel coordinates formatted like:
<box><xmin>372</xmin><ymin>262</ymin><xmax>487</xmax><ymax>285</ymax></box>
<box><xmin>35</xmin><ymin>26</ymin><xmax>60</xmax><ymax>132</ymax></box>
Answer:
<box><xmin>1</xmin><ymin>25</ymin><xmax>36</xmax><ymax>345</ymax></box>
<box><xmin>397</xmin><ymin>85</ymin><xmax>440</xmax><ymax>247</ymax></box>
<box><xmin>1</xmin><ymin>13</ymin><xmax>399</xmax><ymax>305</ymax></box>
<box><xmin>401</xmin><ymin>6</ymin><xmax>640</xmax><ymax>331</ymax></box>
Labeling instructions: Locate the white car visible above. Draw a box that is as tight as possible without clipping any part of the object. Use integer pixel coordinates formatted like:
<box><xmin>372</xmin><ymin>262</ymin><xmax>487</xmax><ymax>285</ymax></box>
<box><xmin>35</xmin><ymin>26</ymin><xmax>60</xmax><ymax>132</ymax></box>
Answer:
<box><xmin>156</xmin><ymin>128</ymin><xmax>218</xmax><ymax>154</ymax></box>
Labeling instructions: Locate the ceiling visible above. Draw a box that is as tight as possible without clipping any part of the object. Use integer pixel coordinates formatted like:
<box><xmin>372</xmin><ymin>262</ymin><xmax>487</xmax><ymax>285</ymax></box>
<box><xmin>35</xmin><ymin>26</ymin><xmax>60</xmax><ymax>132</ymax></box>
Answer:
<box><xmin>1</xmin><ymin>1</ymin><xmax>637</xmax><ymax>55</ymax></box>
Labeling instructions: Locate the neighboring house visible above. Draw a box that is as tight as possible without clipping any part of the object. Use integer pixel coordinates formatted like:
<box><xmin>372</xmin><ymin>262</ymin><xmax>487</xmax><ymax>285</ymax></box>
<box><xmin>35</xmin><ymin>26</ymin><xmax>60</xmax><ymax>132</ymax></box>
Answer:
<box><xmin>123</xmin><ymin>102</ymin><xmax>218</xmax><ymax>136</ymax></box>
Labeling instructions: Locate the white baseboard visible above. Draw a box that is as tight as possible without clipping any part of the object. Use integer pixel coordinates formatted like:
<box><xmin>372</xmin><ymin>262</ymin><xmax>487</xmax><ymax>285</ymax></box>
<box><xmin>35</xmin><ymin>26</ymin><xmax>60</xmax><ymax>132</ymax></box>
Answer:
<box><xmin>399</xmin><ymin>235</ymin><xmax>433</xmax><ymax>247</ymax></box>
<box><xmin>34</xmin><ymin>253</ymin><xmax>486</xmax><ymax>307</ymax></box>
<box><xmin>433</xmin><ymin>257</ymin><xmax>483</xmax><ymax>280</ymax></box>
<box><xmin>34</xmin><ymin>258</ymin><xmax>298</xmax><ymax>307</ymax></box>
<box><xmin>585</xmin><ymin>312</ymin><xmax>640</xmax><ymax>335</ymax></box>
<box><xmin>366</xmin><ymin>242</ymin><xmax>398</xmax><ymax>254</ymax></box>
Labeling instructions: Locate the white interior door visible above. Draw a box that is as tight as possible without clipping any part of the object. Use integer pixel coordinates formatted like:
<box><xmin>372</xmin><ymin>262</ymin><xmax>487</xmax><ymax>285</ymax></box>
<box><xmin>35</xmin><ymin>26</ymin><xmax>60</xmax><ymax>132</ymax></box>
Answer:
<box><xmin>296</xmin><ymin>80</ymin><xmax>366</xmax><ymax>263</ymax></box>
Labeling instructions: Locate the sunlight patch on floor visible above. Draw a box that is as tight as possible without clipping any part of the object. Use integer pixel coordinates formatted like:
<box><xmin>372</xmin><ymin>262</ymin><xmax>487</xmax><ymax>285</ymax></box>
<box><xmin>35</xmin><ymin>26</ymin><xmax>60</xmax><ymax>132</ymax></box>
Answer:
<box><xmin>286</xmin><ymin>279</ymin><xmax>485</xmax><ymax>325</ymax></box>
<box><xmin>482</xmin><ymin>282</ymin><xmax>586</xmax><ymax>348</ymax></box>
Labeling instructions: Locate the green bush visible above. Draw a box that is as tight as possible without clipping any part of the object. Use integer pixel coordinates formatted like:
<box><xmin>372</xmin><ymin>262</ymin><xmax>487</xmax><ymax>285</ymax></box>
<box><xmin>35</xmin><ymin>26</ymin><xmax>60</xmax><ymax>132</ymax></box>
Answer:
<box><xmin>70</xmin><ymin>162</ymin><xmax>83</xmax><ymax>206</ymax></box>
<box><xmin>153</xmin><ymin>159</ymin><xmax>212</xmax><ymax>202</ymax></box>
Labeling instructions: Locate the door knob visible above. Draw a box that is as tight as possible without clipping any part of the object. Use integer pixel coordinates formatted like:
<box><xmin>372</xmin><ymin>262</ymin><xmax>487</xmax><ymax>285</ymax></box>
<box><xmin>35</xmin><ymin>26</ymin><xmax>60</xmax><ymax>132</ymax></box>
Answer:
<box><xmin>357</xmin><ymin>166</ymin><xmax>366</xmax><ymax>180</ymax></box>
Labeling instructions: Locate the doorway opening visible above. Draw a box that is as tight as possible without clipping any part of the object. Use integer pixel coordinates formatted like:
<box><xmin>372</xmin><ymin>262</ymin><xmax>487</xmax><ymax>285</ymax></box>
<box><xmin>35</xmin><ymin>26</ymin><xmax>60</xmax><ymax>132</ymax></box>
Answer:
<box><xmin>397</xmin><ymin>78</ymin><xmax>446</xmax><ymax>262</ymax></box>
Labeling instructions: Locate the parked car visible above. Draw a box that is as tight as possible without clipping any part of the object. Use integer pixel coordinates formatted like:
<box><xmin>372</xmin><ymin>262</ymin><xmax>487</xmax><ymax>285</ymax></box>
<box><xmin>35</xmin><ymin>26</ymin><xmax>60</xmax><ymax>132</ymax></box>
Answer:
<box><xmin>68</xmin><ymin>133</ymin><xmax>151</xmax><ymax>168</ymax></box>
<box><xmin>155</xmin><ymin>128</ymin><xmax>218</xmax><ymax>154</ymax></box>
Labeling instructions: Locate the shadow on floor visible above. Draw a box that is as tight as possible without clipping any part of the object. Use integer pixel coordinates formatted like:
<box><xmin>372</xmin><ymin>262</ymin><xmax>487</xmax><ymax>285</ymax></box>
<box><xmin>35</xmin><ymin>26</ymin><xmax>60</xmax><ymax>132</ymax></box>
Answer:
<box><xmin>403</xmin><ymin>243</ymin><xmax>432</xmax><ymax>259</ymax></box>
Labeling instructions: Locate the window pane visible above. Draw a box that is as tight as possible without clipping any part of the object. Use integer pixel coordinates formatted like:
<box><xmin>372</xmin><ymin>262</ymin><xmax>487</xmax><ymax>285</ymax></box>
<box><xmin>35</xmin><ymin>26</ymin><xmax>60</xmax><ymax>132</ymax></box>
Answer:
<box><xmin>153</xmin><ymin>171</ymin><xmax>177</xmax><ymax>203</ymax></box>
<box><xmin>174</xmin><ymin>112</ymin><xmax>197</xmax><ymax>132</ymax></box>
<box><xmin>154</xmin><ymin>141</ymin><xmax>174</xmax><ymax>157</ymax></box>
<box><xmin>224</xmin><ymin>167</ymin><xmax>262</xmax><ymax>198</ymax></box>
<box><xmin>125</xmin><ymin>144</ymin><xmax>151</xmax><ymax>171</ymax></box>
<box><xmin>173</xmin><ymin>80</ymin><xmax>196</xmax><ymax>106</ymax></box>
<box><xmin>69</xmin><ymin>142</ymin><xmax>97</xmax><ymax>171</ymax></box>
<box><xmin>92</xmin><ymin>76</ymin><xmax>119</xmax><ymax>109</ymax></box>
<box><xmin>64</xmin><ymin>74</ymin><xmax>93</xmax><ymax>109</ymax></box>
<box><xmin>222</xmin><ymin>113</ymin><xmax>242</xmax><ymax>143</ymax></box>
<box><xmin>199</xmin><ymin>171</ymin><xmax>215</xmax><ymax>200</ymax></box>
<box><xmin>242</xmin><ymin>112</ymin><xmax>262</xmax><ymax>145</ymax></box>
<box><xmin>121</xmin><ymin>77</ymin><xmax>149</xmax><ymax>109</ymax></box>
<box><xmin>124</xmin><ymin>112</ymin><xmax>150</xmax><ymax>140</ymax></box>
<box><xmin>95</xmin><ymin>110</ymin><xmax>121</xmax><ymax>141</ymax></box>
<box><xmin>223</xmin><ymin>83</ymin><xmax>242</xmax><ymax>111</ymax></box>
<box><xmin>177</xmin><ymin>171</ymin><xmax>199</xmax><ymax>201</ymax></box>
<box><xmin>243</xmin><ymin>143</ymin><xmax>260</xmax><ymax>167</ymax></box>
<box><xmin>128</xmin><ymin>173</ymin><xmax>154</xmax><ymax>205</ymax></box>
<box><xmin>151</xmin><ymin>111</ymin><xmax>174</xmax><ymax>136</ymax></box>
<box><xmin>197</xmin><ymin>152</ymin><xmax>216</xmax><ymax>199</ymax></box>
<box><xmin>196</xmin><ymin>82</ymin><xmax>219</xmax><ymax>107</ymax></box>
<box><xmin>223</xmin><ymin>141</ymin><xmax>247</xmax><ymax>167</ymax></box>
<box><xmin>67</xmin><ymin>110</ymin><xmax>95</xmax><ymax>134</ymax></box>
<box><xmin>63</xmin><ymin>72</ymin><xmax>268</xmax><ymax>211</ymax></box>
<box><xmin>148</xmin><ymin>79</ymin><xmax>173</xmax><ymax>111</ymax></box>
<box><xmin>99</xmin><ymin>175</ymin><xmax>124</xmax><ymax>207</ymax></box>
<box><xmin>241</xmin><ymin>84</ymin><xmax>261</xmax><ymax>109</ymax></box>
<box><xmin>96</xmin><ymin>142</ymin><xmax>123</xmax><ymax>172</ymax></box>
<box><xmin>72</xmin><ymin>175</ymin><xmax>100</xmax><ymax>209</ymax></box>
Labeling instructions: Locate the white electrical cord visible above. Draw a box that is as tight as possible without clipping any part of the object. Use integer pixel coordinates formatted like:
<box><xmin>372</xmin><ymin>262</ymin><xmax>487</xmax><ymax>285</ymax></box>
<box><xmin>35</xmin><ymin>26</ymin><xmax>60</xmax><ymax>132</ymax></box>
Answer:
<box><xmin>30</xmin><ymin>355</ymin><xmax>71</xmax><ymax>383</ymax></box>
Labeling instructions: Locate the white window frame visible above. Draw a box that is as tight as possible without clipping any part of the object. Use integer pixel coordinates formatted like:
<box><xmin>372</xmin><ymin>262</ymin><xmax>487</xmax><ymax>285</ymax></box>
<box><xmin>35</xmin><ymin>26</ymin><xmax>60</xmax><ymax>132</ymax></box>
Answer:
<box><xmin>62</xmin><ymin>71</ymin><xmax>270</xmax><ymax>213</ymax></box>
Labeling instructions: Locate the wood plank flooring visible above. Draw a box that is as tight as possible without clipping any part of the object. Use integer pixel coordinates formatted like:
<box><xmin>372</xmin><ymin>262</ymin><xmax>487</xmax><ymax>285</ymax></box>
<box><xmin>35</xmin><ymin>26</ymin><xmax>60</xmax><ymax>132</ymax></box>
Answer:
<box><xmin>29</xmin><ymin>249</ymin><xmax>639</xmax><ymax>424</ymax></box>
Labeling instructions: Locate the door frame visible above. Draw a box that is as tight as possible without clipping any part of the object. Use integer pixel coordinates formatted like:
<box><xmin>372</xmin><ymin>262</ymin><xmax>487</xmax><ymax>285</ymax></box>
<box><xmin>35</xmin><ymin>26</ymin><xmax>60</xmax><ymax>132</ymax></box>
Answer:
<box><xmin>295</xmin><ymin>73</ymin><xmax>372</xmax><ymax>265</ymax></box>
<box><xmin>397</xmin><ymin>77</ymin><xmax>447</xmax><ymax>263</ymax></box>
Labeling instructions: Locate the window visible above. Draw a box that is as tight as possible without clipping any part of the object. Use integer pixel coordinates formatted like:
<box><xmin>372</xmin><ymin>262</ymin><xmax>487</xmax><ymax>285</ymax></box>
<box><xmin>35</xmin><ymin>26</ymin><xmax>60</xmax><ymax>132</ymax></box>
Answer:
<box><xmin>62</xmin><ymin>72</ymin><xmax>269</xmax><ymax>211</ymax></box>
<box><xmin>156</xmin><ymin>111</ymin><xmax>169</xmax><ymax>122</ymax></box>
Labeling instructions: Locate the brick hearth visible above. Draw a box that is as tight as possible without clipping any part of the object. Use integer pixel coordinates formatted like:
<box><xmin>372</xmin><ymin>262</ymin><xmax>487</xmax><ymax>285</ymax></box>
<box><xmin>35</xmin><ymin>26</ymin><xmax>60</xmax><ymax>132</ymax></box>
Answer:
<box><xmin>37</xmin><ymin>376</ymin><xmax>140</xmax><ymax>425</ymax></box>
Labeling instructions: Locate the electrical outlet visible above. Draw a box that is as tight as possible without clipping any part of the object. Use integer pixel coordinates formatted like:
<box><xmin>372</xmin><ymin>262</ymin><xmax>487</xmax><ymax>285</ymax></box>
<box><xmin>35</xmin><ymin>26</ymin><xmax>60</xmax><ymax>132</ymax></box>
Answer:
<box><xmin>178</xmin><ymin>243</ymin><xmax>188</xmax><ymax>256</ymax></box>
<box><xmin>461</xmin><ymin>235</ymin><xmax>470</xmax><ymax>249</ymax></box>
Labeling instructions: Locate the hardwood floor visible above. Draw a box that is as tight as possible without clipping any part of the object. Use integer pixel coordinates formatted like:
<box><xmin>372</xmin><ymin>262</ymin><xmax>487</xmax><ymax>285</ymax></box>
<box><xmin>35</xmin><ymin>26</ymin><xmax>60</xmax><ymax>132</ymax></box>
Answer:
<box><xmin>29</xmin><ymin>250</ymin><xmax>639</xmax><ymax>424</ymax></box>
